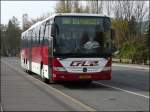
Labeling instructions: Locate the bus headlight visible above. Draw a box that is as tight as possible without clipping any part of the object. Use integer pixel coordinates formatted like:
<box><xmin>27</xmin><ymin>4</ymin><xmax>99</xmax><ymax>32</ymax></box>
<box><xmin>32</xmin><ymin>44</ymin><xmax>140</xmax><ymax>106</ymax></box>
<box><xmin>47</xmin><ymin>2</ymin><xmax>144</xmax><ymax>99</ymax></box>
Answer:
<box><xmin>102</xmin><ymin>67</ymin><xmax>111</xmax><ymax>71</ymax></box>
<box><xmin>53</xmin><ymin>67</ymin><xmax>66</xmax><ymax>71</ymax></box>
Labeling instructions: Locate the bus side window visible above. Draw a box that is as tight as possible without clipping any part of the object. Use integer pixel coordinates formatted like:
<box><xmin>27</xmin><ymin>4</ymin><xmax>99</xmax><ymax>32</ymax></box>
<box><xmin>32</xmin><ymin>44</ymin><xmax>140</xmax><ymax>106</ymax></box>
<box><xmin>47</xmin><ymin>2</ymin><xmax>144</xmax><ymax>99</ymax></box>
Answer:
<box><xmin>23</xmin><ymin>35</ymin><xmax>25</xmax><ymax>48</ymax></box>
<box><xmin>38</xmin><ymin>26</ymin><xmax>41</xmax><ymax>45</ymax></box>
<box><xmin>44</xmin><ymin>21</ymin><xmax>50</xmax><ymax>45</ymax></box>
<box><xmin>26</xmin><ymin>34</ymin><xmax>28</xmax><ymax>48</ymax></box>
<box><xmin>26</xmin><ymin>33</ymin><xmax>29</xmax><ymax>48</ymax></box>
<box><xmin>43</xmin><ymin>22</ymin><xmax>47</xmax><ymax>45</ymax></box>
<box><xmin>35</xmin><ymin>28</ymin><xmax>38</xmax><ymax>46</ymax></box>
<box><xmin>40</xmin><ymin>24</ymin><xmax>45</xmax><ymax>45</ymax></box>
<box><xmin>24</xmin><ymin>34</ymin><xmax>26</xmax><ymax>48</ymax></box>
<box><xmin>32</xmin><ymin>29</ymin><xmax>36</xmax><ymax>47</ymax></box>
<box><xmin>28</xmin><ymin>30</ymin><xmax>31</xmax><ymax>47</ymax></box>
<box><xmin>31</xmin><ymin>30</ymin><xmax>33</xmax><ymax>47</ymax></box>
<box><xmin>32</xmin><ymin>30</ymin><xmax>34</xmax><ymax>47</ymax></box>
<box><xmin>35</xmin><ymin>29</ymin><xmax>37</xmax><ymax>46</ymax></box>
<box><xmin>34</xmin><ymin>29</ymin><xmax>36</xmax><ymax>46</ymax></box>
<box><xmin>30</xmin><ymin>31</ymin><xmax>32</xmax><ymax>47</ymax></box>
<box><xmin>21</xmin><ymin>36</ymin><xmax>23</xmax><ymax>48</ymax></box>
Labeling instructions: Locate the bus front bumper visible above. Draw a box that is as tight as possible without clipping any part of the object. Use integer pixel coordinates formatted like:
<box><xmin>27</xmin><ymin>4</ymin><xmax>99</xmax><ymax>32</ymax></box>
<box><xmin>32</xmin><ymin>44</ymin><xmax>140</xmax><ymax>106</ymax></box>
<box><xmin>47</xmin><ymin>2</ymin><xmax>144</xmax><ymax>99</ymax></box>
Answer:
<box><xmin>51</xmin><ymin>71</ymin><xmax>111</xmax><ymax>81</ymax></box>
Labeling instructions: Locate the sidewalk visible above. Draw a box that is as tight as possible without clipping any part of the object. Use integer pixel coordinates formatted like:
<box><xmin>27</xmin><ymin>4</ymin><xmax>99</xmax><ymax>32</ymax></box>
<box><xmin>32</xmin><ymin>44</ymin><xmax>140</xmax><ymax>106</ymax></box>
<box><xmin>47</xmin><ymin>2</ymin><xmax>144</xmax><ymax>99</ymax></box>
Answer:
<box><xmin>112</xmin><ymin>63</ymin><xmax>149</xmax><ymax>70</ymax></box>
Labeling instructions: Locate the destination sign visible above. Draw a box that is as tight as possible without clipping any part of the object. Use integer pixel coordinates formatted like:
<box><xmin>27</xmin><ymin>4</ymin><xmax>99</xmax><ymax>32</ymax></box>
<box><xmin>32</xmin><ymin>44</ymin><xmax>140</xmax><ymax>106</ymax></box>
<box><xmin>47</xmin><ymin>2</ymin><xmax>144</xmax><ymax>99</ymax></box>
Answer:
<box><xmin>62</xmin><ymin>18</ymin><xmax>99</xmax><ymax>25</ymax></box>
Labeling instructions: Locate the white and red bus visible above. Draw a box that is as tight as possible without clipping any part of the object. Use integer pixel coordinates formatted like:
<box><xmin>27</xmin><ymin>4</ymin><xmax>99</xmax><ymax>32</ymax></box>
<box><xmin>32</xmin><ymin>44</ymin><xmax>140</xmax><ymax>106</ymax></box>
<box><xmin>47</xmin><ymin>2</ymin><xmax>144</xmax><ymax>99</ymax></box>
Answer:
<box><xmin>21</xmin><ymin>13</ymin><xmax>114</xmax><ymax>84</ymax></box>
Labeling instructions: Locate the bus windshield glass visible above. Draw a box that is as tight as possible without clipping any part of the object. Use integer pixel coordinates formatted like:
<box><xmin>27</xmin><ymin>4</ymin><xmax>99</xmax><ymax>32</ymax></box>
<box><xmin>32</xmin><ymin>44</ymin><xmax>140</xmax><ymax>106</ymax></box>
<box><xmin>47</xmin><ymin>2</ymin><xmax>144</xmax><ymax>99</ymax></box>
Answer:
<box><xmin>54</xmin><ymin>16</ymin><xmax>111</xmax><ymax>57</ymax></box>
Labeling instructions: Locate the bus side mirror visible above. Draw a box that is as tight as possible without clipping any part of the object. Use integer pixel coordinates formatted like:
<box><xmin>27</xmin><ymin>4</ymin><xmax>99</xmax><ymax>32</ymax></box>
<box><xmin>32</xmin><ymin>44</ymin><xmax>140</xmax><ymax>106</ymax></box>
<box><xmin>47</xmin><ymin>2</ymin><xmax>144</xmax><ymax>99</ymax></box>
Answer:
<box><xmin>51</xmin><ymin>23</ymin><xmax>59</xmax><ymax>37</ymax></box>
<box><xmin>111</xmin><ymin>29</ymin><xmax>115</xmax><ymax>40</ymax></box>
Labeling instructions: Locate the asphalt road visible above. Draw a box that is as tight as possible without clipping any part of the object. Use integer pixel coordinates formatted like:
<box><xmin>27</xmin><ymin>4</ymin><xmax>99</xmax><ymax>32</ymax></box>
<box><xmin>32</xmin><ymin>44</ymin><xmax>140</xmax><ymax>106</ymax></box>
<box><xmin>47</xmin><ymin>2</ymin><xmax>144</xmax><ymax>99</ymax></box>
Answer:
<box><xmin>1</xmin><ymin>57</ymin><xmax>149</xmax><ymax>111</ymax></box>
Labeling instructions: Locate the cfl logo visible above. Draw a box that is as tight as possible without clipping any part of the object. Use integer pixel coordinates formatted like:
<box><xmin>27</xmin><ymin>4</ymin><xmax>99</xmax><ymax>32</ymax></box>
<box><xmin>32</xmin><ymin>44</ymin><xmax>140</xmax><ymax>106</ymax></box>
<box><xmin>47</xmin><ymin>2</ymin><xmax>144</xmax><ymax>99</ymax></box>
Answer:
<box><xmin>70</xmin><ymin>61</ymin><xmax>98</xmax><ymax>66</ymax></box>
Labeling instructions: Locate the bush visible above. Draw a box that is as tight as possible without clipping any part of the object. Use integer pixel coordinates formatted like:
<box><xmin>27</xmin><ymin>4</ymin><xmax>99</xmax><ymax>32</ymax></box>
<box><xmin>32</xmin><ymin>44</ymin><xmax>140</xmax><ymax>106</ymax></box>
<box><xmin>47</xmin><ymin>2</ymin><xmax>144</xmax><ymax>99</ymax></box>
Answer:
<box><xmin>116</xmin><ymin>41</ymin><xmax>149</xmax><ymax>64</ymax></box>
<box><xmin>133</xmin><ymin>44</ymin><xmax>149</xmax><ymax>64</ymax></box>
<box><xmin>118</xmin><ymin>42</ymin><xmax>136</xmax><ymax>59</ymax></box>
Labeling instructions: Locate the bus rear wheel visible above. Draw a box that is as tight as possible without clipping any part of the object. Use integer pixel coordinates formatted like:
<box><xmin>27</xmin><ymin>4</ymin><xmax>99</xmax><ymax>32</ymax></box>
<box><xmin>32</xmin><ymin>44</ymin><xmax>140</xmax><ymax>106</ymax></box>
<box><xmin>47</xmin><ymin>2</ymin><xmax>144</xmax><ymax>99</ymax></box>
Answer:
<box><xmin>27</xmin><ymin>70</ymin><xmax>32</xmax><ymax>75</ymax></box>
<box><xmin>49</xmin><ymin>78</ymin><xmax>55</xmax><ymax>84</ymax></box>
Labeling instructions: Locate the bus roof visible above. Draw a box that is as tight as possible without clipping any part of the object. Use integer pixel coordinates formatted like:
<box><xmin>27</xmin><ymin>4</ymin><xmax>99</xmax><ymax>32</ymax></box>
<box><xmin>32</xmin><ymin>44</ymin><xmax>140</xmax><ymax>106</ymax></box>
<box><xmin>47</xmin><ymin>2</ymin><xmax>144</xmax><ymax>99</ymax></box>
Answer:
<box><xmin>22</xmin><ymin>21</ymin><xmax>42</xmax><ymax>35</ymax></box>
<box><xmin>22</xmin><ymin>13</ymin><xmax>109</xmax><ymax>34</ymax></box>
<box><xmin>42</xmin><ymin>13</ymin><xmax>108</xmax><ymax>22</ymax></box>
<box><xmin>54</xmin><ymin>13</ymin><xmax>107</xmax><ymax>17</ymax></box>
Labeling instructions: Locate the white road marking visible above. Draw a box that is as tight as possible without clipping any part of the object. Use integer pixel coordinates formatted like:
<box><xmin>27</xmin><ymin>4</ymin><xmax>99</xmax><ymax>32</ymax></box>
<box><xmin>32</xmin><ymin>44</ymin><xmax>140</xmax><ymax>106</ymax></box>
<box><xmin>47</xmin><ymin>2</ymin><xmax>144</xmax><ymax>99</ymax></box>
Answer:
<box><xmin>94</xmin><ymin>81</ymin><xmax>149</xmax><ymax>99</ymax></box>
<box><xmin>1</xmin><ymin>60</ymin><xmax>96</xmax><ymax>111</ymax></box>
<box><xmin>1</xmin><ymin>105</ymin><xmax>3</xmax><ymax>112</ymax></box>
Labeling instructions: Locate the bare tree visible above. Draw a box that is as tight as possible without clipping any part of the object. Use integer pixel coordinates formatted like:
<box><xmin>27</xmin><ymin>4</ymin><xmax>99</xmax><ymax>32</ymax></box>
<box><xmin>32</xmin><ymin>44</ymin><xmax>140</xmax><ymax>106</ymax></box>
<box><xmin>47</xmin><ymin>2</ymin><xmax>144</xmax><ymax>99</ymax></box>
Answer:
<box><xmin>73</xmin><ymin>0</ymin><xmax>83</xmax><ymax>13</ymax></box>
<box><xmin>87</xmin><ymin>0</ymin><xmax>103</xmax><ymax>14</ymax></box>
<box><xmin>30</xmin><ymin>16</ymin><xmax>46</xmax><ymax>25</ymax></box>
<box><xmin>55</xmin><ymin>0</ymin><xmax>73</xmax><ymax>13</ymax></box>
<box><xmin>134</xmin><ymin>1</ymin><xmax>149</xmax><ymax>38</ymax></box>
<box><xmin>66</xmin><ymin>0</ymin><xmax>72</xmax><ymax>12</ymax></box>
<box><xmin>83</xmin><ymin>4</ymin><xmax>90</xmax><ymax>13</ymax></box>
<box><xmin>113</xmin><ymin>1</ymin><xmax>124</xmax><ymax>20</ymax></box>
<box><xmin>105</xmin><ymin>1</ymin><xmax>114</xmax><ymax>16</ymax></box>
<box><xmin>113</xmin><ymin>1</ymin><xmax>135</xmax><ymax>21</ymax></box>
<box><xmin>134</xmin><ymin>1</ymin><xmax>148</xmax><ymax>23</ymax></box>
<box><xmin>122</xmin><ymin>0</ymin><xmax>134</xmax><ymax>21</ymax></box>
<box><xmin>55</xmin><ymin>1</ymin><xmax>66</xmax><ymax>13</ymax></box>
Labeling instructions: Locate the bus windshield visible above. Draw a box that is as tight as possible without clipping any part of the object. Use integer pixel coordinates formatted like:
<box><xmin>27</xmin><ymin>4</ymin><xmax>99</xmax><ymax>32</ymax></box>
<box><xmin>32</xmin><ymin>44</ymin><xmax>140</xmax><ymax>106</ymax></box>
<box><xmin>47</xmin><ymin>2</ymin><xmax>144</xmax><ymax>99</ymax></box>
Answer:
<box><xmin>54</xmin><ymin>16</ymin><xmax>111</xmax><ymax>57</ymax></box>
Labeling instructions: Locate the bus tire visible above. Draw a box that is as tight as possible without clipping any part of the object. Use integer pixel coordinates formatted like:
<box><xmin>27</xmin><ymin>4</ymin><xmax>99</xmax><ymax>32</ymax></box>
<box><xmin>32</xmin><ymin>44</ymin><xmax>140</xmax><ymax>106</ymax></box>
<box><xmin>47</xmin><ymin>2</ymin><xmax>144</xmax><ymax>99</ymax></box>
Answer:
<box><xmin>42</xmin><ymin>76</ymin><xmax>49</xmax><ymax>84</ymax></box>
<box><xmin>27</xmin><ymin>70</ymin><xmax>32</xmax><ymax>75</ymax></box>
<box><xmin>49</xmin><ymin>78</ymin><xmax>55</xmax><ymax>84</ymax></box>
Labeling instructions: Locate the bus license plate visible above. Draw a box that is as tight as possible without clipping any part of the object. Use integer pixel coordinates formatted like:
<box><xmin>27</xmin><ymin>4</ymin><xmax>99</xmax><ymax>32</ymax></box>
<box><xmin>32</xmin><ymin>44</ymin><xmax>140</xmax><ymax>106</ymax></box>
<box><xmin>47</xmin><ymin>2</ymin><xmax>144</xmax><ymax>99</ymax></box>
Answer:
<box><xmin>79</xmin><ymin>75</ymin><xmax>91</xmax><ymax>79</ymax></box>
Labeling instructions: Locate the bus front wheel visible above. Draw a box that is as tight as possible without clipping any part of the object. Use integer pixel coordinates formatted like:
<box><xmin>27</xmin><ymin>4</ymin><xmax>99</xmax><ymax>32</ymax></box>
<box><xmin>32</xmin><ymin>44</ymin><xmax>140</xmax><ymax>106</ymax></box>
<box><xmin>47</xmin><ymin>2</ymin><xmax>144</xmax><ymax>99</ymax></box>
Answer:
<box><xmin>42</xmin><ymin>77</ymin><xmax>49</xmax><ymax>84</ymax></box>
<box><xmin>81</xmin><ymin>80</ymin><xmax>92</xmax><ymax>85</ymax></box>
<box><xmin>41</xmin><ymin>74</ymin><xmax>49</xmax><ymax>84</ymax></box>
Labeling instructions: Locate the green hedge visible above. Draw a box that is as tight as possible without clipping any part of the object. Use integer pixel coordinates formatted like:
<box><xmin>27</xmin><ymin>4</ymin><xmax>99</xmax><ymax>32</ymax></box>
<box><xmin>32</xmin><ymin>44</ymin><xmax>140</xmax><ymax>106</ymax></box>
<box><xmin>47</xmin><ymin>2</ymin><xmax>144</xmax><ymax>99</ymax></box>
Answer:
<box><xmin>115</xmin><ymin>41</ymin><xmax>149</xmax><ymax>64</ymax></box>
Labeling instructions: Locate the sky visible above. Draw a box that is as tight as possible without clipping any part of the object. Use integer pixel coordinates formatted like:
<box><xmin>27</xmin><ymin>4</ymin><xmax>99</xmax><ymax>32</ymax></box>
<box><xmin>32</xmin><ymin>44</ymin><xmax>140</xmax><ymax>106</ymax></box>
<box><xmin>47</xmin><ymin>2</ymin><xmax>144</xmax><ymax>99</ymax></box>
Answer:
<box><xmin>1</xmin><ymin>1</ymin><xmax>149</xmax><ymax>28</ymax></box>
<box><xmin>1</xmin><ymin>1</ymin><xmax>57</xmax><ymax>28</ymax></box>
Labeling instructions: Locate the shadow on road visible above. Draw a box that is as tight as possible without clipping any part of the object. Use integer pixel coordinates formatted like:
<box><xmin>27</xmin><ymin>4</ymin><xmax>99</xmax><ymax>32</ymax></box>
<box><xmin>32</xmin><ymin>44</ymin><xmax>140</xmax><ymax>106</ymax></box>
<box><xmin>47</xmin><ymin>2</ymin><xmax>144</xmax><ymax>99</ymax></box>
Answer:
<box><xmin>59</xmin><ymin>82</ymin><xmax>112</xmax><ymax>90</ymax></box>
